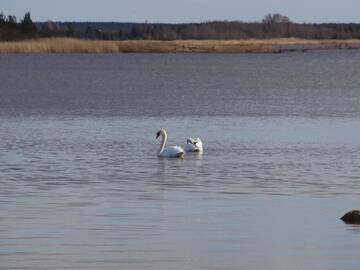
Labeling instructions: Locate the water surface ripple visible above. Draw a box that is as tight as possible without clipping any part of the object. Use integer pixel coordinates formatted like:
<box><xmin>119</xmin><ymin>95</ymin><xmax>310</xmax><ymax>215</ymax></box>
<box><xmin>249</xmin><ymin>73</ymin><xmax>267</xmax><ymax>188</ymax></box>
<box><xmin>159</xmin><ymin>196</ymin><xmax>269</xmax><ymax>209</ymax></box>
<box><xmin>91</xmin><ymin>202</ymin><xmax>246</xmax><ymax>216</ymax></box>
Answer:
<box><xmin>1</xmin><ymin>52</ymin><xmax>360</xmax><ymax>270</ymax></box>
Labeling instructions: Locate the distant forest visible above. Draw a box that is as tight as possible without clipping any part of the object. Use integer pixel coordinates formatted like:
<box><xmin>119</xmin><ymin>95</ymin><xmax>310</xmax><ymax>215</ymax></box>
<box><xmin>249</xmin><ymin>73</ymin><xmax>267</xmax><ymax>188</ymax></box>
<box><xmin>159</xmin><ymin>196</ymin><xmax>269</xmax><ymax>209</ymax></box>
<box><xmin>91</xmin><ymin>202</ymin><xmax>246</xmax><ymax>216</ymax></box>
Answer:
<box><xmin>1</xmin><ymin>12</ymin><xmax>360</xmax><ymax>41</ymax></box>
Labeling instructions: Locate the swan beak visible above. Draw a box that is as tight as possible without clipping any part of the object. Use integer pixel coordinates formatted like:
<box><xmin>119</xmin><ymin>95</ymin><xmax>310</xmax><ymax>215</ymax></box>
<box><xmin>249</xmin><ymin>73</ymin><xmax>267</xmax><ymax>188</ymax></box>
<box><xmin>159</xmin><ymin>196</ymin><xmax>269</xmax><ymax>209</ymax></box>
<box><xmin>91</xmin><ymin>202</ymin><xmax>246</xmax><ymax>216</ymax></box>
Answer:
<box><xmin>156</xmin><ymin>132</ymin><xmax>160</xmax><ymax>139</ymax></box>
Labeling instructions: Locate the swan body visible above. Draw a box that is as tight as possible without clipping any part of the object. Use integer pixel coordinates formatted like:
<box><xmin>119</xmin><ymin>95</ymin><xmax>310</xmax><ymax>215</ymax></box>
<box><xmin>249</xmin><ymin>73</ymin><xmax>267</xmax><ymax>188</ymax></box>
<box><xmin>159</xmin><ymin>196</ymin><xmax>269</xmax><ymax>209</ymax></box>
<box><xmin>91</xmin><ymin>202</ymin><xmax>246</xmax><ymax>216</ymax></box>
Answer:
<box><xmin>156</xmin><ymin>128</ymin><xmax>184</xmax><ymax>158</ymax></box>
<box><xmin>185</xmin><ymin>137</ymin><xmax>203</xmax><ymax>153</ymax></box>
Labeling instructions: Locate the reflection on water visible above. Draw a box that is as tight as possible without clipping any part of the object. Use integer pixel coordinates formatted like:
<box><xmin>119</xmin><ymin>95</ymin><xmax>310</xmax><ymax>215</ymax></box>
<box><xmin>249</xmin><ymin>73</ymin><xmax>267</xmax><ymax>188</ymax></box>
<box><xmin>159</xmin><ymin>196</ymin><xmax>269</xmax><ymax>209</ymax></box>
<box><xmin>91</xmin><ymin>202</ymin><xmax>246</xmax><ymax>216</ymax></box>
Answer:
<box><xmin>1</xmin><ymin>52</ymin><xmax>360</xmax><ymax>269</ymax></box>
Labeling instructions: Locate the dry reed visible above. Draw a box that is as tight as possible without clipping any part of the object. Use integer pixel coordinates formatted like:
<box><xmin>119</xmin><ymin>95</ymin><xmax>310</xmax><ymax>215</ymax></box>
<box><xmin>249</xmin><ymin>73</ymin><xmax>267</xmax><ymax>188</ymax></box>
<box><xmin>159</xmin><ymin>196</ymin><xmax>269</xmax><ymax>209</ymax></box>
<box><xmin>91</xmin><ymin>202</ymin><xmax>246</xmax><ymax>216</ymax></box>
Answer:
<box><xmin>0</xmin><ymin>38</ymin><xmax>120</xmax><ymax>54</ymax></box>
<box><xmin>0</xmin><ymin>37</ymin><xmax>360</xmax><ymax>54</ymax></box>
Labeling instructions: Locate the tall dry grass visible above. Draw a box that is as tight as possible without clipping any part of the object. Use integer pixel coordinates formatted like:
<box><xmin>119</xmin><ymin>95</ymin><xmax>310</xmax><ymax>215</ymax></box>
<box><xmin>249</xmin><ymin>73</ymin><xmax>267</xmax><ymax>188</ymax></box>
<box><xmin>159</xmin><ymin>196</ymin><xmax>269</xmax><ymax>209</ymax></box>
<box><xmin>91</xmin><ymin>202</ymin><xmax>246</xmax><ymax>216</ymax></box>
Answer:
<box><xmin>0</xmin><ymin>38</ymin><xmax>279</xmax><ymax>53</ymax></box>
<box><xmin>0</xmin><ymin>38</ymin><xmax>120</xmax><ymax>54</ymax></box>
<box><xmin>0</xmin><ymin>37</ymin><xmax>360</xmax><ymax>54</ymax></box>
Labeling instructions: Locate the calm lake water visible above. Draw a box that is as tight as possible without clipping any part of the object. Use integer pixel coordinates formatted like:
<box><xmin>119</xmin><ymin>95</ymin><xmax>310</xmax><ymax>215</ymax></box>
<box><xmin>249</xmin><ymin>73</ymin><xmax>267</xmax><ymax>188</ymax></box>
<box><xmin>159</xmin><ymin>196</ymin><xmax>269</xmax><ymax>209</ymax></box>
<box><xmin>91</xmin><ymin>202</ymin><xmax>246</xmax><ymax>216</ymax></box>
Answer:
<box><xmin>1</xmin><ymin>51</ymin><xmax>360</xmax><ymax>270</ymax></box>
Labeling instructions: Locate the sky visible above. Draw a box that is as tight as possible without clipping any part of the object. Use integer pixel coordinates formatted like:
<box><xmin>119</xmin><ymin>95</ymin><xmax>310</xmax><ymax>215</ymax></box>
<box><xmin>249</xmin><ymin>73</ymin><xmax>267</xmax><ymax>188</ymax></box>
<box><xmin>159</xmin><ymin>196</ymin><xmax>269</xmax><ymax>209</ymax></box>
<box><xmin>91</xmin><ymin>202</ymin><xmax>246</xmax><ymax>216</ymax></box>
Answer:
<box><xmin>1</xmin><ymin>0</ymin><xmax>360</xmax><ymax>23</ymax></box>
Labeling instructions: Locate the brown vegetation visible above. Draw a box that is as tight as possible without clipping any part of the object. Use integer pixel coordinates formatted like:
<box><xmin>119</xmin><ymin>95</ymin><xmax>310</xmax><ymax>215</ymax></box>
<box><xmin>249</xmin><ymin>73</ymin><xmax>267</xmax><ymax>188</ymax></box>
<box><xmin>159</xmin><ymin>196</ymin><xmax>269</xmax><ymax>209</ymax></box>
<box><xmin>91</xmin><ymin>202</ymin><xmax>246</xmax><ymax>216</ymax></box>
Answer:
<box><xmin>1</xmin><ymin>38</ymin><xmax>360</xmax><ymax>54</ymax></box>
<box><xmin>0</xmin><ymin>38</ymin><xmax>120</xmax><ymax>53</ymax></box>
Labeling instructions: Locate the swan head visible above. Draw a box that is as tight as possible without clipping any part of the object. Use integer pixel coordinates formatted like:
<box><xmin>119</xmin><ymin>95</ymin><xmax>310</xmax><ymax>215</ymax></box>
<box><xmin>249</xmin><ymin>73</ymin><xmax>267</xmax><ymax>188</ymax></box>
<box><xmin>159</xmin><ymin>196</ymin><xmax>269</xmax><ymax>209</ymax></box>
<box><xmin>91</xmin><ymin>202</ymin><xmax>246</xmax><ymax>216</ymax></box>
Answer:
<box><xmin>186</xmin><ymin>137</ymin><xmax>203</xmax><ymax>152</ymax></box>
<box><xmin>156</xmin><ymin>128</ymin><xmax>166</xmax><ymax>139</ymax></box>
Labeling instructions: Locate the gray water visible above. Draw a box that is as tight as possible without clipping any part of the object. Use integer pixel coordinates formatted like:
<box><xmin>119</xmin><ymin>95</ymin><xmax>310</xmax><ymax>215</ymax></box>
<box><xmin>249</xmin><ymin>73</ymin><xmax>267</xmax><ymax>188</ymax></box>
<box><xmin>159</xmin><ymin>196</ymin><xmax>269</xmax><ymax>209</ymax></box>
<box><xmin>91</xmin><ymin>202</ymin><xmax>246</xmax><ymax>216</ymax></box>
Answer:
<box><xmin>1</xmin><ymin>51</ymin><xmax>360</xmax><ymax>270</ymax></box>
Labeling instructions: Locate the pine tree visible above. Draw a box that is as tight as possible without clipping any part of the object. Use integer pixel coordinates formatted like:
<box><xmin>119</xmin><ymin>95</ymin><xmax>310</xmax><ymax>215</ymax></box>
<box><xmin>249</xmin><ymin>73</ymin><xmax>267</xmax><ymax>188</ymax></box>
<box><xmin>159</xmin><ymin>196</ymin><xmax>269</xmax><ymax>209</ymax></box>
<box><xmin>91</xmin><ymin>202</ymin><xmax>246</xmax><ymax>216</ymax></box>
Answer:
<box><xmin>21</xmin><ymin>12</ymin><xmax>37</xmax><ymax>34</ymax></box>
<box><xmin>66</xmin><ymin>23</ymin><xmax>75</xmax><ymax>37</ymax></box>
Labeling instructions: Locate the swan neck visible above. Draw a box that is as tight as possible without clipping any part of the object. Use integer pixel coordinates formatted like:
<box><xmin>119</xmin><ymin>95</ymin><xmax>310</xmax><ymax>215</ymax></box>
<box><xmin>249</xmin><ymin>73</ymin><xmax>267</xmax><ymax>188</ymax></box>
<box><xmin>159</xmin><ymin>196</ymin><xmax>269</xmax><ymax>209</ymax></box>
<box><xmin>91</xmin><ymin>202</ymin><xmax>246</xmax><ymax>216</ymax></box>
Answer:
<box><xmin>159</xmin><ymin>131</ymin><xmax>167</xmax><ymax>154</ymax></box>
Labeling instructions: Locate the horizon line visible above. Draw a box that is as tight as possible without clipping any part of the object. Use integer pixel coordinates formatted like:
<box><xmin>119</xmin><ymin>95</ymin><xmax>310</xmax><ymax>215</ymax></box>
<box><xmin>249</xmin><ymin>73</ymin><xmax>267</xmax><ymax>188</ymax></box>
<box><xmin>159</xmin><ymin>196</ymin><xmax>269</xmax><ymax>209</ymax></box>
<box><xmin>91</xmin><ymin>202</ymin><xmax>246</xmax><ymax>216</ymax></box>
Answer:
<box><xmin>33</xmin><ymin>19</ymin><xmax>360</xmax><ymax>25</ymax></box>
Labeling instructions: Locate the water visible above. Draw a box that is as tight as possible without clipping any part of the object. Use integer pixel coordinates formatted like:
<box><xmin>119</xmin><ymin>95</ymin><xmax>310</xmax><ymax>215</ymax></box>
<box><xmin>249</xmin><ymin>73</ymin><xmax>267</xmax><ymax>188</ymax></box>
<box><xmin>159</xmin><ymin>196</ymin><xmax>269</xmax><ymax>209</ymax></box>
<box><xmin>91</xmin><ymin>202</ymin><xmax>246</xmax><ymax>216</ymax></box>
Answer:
<box><xmin>1</xmin><ymin>51</ymin><xmax>360</xmax><ymax>270</ymax></box>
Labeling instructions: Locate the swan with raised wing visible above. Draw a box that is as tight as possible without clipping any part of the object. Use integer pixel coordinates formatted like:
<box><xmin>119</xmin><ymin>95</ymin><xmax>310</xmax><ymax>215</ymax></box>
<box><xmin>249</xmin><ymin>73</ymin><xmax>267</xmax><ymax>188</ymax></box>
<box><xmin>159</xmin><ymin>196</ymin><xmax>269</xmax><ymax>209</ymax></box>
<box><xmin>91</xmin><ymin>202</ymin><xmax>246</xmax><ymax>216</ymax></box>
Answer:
<box><xmin>185</xmin><ymin>137</ymin><xmax>203</xmax><ymax>153</ymax></box>
<box><xmin>156</xmin><ymin>128</ymin><xmax>185</xmax><ymax>158</ymax></box>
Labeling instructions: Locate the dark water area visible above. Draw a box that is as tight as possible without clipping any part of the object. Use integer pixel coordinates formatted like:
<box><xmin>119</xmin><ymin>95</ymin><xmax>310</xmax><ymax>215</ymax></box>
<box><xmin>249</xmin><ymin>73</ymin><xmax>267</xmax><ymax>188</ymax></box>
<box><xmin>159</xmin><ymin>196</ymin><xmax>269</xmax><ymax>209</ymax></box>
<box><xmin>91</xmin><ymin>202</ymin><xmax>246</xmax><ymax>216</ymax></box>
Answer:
<box><xmin>1</xmin><ymin>51</ymin><xmax>360</xmax><ymax>270</ymax></box>
<box><xmin>1</xmin><ymin>51</ymin><xmax>360</xmax><ymax>117</ymax></box>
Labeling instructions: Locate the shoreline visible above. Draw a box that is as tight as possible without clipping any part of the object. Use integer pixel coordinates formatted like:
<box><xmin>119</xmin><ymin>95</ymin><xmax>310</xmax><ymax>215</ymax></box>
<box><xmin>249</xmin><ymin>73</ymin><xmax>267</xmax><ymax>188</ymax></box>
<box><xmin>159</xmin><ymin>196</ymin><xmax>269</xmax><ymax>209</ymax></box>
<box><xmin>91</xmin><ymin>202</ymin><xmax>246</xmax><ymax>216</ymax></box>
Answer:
<box><xmin>0</xmin><ymin>38</ymin><xmax>360</xmax><ymax>54</ymax></box>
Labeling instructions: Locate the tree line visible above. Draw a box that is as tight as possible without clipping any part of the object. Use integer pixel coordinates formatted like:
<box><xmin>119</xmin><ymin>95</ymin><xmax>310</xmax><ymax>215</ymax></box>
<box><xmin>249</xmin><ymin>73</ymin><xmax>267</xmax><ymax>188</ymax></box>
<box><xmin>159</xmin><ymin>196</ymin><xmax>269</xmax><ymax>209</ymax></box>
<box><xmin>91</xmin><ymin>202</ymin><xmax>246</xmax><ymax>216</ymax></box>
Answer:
<box><xmin>1</xmin><ymin>11</ymin><xmax>360</xmax><ymax>41</ymax></box>
<box><xmin>0</xmin><ymin>12</ymin><xmax>77</xmax><ymax>40</ymax></box>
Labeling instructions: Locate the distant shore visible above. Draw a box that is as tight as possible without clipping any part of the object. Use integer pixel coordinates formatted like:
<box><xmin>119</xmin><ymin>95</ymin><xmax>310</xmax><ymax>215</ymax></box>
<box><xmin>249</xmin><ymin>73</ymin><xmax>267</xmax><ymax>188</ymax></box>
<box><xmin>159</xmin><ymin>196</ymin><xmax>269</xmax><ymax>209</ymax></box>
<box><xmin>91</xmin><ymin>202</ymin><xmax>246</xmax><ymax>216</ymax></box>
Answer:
<box><xmin>1</xmin><ymin>38</ymin><xmax>360</xmax><ymax>54</ymax></box>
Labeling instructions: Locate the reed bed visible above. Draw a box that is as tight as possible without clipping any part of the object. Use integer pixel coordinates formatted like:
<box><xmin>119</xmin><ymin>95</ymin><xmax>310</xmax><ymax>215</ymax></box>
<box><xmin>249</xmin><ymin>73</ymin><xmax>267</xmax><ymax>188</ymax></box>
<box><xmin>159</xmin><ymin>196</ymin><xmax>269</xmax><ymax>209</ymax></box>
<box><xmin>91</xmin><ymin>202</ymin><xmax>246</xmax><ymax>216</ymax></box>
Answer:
<box><xmin>0</xmin><ymin>38</ymin><xmax>120</xmax><ymax>54</ymax></box>
<box><xmin>0</xmin><ymin>37</ymin><xmax>360</xmax><ymax>54</ymax></box>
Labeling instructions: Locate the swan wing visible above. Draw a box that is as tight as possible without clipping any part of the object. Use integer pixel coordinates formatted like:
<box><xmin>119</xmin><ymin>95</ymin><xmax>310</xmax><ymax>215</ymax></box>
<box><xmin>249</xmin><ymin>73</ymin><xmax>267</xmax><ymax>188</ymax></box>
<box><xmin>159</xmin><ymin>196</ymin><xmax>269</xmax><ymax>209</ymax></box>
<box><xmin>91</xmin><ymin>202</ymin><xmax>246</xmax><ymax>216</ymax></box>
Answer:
<box><xmin>195</xmin><ymin>138</ymin><xmax>203</xmax><ymax>150</ymax></box>
<box><xmin>185</xmin><ymin>137</ymin><xmax>203</xmax><ymax>152</ymax></box>
<box><xmin>160</xmin><ymin>146</ymin><xmax>185</xmax><ymax>158</ymax></box>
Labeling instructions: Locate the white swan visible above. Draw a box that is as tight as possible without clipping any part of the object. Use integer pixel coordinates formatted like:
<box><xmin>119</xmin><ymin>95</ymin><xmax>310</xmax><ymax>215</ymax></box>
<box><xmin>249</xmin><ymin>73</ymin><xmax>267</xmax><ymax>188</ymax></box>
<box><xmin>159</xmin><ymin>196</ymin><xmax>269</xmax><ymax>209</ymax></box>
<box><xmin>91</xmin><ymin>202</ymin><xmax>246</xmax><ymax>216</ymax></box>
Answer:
<box><xmin>185</xmin><ymin>137</ymin><xmax>203</xmax><ymax>153</ymax></box>
<box><xmin>156</xmin><ymin>128</ymin><xmax>185</xmax><ymax>158</ymax></box>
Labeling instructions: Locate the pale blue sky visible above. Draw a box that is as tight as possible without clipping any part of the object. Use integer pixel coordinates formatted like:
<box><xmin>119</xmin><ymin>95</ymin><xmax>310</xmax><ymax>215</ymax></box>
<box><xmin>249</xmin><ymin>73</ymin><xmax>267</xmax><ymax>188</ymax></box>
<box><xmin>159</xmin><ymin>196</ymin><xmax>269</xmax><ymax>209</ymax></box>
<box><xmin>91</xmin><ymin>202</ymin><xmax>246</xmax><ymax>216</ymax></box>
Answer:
<box><xmin>1</xmin><ymin>0</ymin><xmax>360</xmax><ymax>23</ymax></box>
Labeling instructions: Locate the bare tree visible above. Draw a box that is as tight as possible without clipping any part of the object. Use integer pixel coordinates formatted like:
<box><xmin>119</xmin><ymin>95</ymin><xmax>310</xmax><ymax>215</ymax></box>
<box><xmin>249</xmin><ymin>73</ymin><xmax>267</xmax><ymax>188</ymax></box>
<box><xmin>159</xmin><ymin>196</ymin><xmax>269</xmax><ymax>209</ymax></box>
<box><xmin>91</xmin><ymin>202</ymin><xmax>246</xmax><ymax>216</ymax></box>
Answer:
<box><xmin>262</xmin><ymin>13</ymin><xmax>290</xmax><ymax>24</ymax></box>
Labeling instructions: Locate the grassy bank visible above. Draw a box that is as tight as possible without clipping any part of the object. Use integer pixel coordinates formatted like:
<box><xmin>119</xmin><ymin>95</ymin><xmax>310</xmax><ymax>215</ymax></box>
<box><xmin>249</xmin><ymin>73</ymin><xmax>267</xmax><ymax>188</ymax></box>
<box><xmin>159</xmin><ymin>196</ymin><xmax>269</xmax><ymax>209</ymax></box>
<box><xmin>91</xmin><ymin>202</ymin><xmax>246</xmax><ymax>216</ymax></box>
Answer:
<box><xmin>0</xmin><ymin>38</ymin><xmax>360</xmax><ymax>54</ymax></box>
